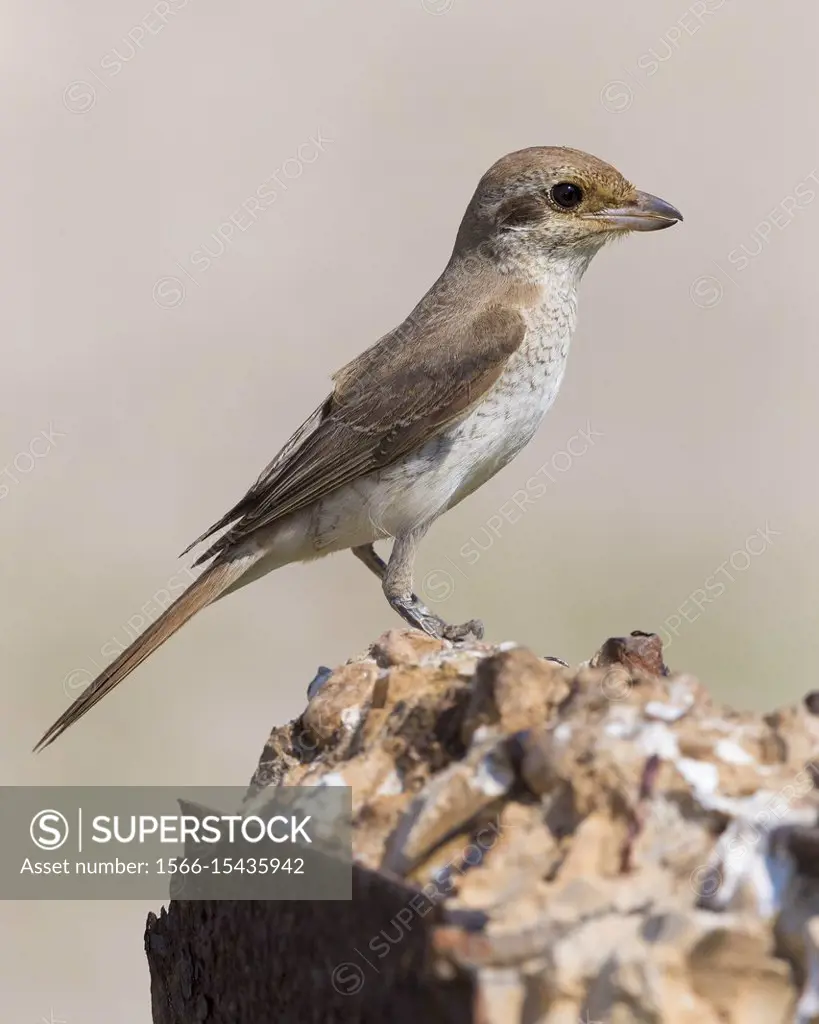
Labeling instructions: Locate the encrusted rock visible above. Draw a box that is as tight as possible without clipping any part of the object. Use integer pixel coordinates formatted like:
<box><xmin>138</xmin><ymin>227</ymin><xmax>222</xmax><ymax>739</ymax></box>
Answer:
<box><xmin>461</xmin><ymin>647</ymin><xmax>572</xmax><ymax>743</ymax></box>
<box><xmin>370</xmin><ymin>628</ymin><xmax>446</xmax><ymax>668</ymax></box>
<box><xmin>590</xmin><ymin>629</ymin><xmax>669</xmax><ymax>677</ymax></box>
<box><xmin>248</xmin><ymin>629</ymin><xmax>819</xmax><ymax>1023</ymax></box>
<box><xmin>299</xmin><ymin>659</ymin><xmax>379</xmax><ymax>747</ymax></box>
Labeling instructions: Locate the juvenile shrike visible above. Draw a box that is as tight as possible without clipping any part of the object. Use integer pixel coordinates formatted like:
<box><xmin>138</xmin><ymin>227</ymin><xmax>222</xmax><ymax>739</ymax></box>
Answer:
<box><xmin>35</xmin><ymin>146</ymin><xmax>681</xmax><ymax>750</ymax></box>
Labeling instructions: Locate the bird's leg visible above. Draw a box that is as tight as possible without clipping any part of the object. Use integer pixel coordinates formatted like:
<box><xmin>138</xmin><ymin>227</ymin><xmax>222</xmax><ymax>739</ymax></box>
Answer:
<box><xmin>384</xmin><ymin>532</ymin><xmax>458</xmax><ymax>640</ymax></box>
<box><xmin>354</xmin><ymin>537</ymin><xmax>440</xmax><ymax>631</ymax></box>
<box><xmin>357</xmin><ymin>534</ymin><xmax>483</xmax><ymax>642</ymax></box>
<box><xmin>353</xmin><ymin>542</ymin><xmax>431</xmax><ymax>622</ymax></box>
<box><xmin>353</xmin><ymin>543</ymin><xmax>434</xmax><ymax>612</ymax></box>
<box><xmin>352</xmin><ymin>544</ymin><xmax>395</xmax><ymax>587</ymax></box>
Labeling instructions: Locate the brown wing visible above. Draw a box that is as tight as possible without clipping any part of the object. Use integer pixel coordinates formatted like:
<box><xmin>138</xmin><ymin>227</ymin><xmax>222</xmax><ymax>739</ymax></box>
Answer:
<box><xmin>188</xmin><ymin>304</ymin><xmax>526</xmax><ymax>563</ymax></box>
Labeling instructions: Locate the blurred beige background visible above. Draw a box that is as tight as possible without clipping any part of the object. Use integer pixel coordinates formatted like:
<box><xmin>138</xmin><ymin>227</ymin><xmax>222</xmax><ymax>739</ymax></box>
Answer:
<box><xmin>2</xmin><ymin>0</ymin><xmax>814</xmax><ymax>1018</ymax></box>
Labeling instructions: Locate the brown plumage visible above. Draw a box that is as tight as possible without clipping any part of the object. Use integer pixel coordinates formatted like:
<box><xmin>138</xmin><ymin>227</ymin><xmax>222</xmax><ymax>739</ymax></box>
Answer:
<box><xmin>187</xmin><ymin>301</ymin><xmax>528</xmax><ymax>564</ymax></box>
<box><xmin>35</xmin><ymin>146</ymin><xmax>681</xmax><ymax>751</ymax></box>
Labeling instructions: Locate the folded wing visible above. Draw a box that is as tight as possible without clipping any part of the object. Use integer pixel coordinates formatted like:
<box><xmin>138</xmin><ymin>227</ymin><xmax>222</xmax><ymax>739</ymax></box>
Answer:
<box><xmin>186</xmin><ymin>304</ymin><xmax>526</xmax><ymax>563</ymax></box>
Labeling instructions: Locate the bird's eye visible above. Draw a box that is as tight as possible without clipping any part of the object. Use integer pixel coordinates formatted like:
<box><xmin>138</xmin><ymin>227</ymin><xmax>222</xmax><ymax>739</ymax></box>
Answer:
<box><xmin>550</xmin><ymin>182</ymin><xmax>584</xmax><ymax>209</ymax></box>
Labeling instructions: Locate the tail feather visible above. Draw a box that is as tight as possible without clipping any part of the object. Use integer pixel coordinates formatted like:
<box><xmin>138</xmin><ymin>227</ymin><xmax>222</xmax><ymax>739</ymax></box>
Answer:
<box><xmin>34</xmin><ymin>557</ymin><xmax>257</xmax><ymax>752</ymax></box>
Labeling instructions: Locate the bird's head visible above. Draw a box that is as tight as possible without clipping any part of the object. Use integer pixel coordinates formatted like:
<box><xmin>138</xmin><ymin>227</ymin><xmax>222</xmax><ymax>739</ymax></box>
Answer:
<box><xmin>454</xmin><ymin>146</ymin><xmax>682</xmax><ymax>278</ymax></box>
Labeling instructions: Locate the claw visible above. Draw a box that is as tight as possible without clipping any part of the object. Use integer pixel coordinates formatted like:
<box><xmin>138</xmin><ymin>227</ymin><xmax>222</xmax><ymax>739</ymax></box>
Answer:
<box><xmin>389</xmin><ymin>596</ymin><xmax>483</xmax><ymax>644</ymax></box>
<box><xmin>441</xmin><ymin>618</ymin><xmax>484</xmax><ymax>643</ymax></box>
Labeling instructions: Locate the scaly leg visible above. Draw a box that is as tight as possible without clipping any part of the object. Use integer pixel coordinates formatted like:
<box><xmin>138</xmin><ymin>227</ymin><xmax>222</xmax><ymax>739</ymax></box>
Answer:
<box><xmin>353</xmin><ymin>538</ymin><xmax>483</xmax><ymax>642</ymax></box>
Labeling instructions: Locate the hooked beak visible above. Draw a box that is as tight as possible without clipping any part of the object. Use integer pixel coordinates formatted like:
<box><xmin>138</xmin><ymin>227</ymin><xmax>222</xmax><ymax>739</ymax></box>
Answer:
<box><xmin>589</xmin><ymin>190</ymin><xmax>683</xmax><ymax>232</ymax></box>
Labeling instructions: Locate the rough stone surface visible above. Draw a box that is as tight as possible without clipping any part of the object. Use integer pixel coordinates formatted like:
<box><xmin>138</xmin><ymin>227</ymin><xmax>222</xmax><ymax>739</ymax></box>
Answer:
<box><xmin>145</xmin><ymin>630</ymin><xmax>819</xmax><ymax>1023</ymax></box>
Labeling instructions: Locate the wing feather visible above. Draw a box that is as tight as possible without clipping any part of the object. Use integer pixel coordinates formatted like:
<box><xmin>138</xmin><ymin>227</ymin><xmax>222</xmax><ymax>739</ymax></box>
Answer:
<box><xmin>188</xmin><ymin>304</ymin><xmax>526</xmax><ymax>562</ymax></box>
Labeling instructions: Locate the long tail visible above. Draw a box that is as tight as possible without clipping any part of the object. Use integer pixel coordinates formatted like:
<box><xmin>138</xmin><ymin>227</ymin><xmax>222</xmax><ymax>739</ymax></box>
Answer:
<box><xmin>34</xmin><ymin>555</ymin><xmax>259</xmax><ymax>752</ymax></box>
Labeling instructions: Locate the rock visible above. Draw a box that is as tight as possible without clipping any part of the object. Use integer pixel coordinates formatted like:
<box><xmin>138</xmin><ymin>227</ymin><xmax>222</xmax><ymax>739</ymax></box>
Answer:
<box><xmin>370</xmin><ymin>628</ymin><xmax>446</xmax><ymax>668</ymax></box>
<box><xmin>461</xmin><ymin>647</ymin><xmax>572</xmax><ymax>743</ymax></box>
<box><xmin>299</xmin><ymin>659</ymin><xmax>379</xmax><ymax>748</ymax></box>
<box><xmin>147</xmin><ymin>629</ymin><xmax>819</xmax><ymax>1023</ymax></box>
<box><xmin>381</xmin><ymin>732</ymin><xmax>517</xmax><ymax>877</ymax></box>
<box><xmin>590</xmin><ymin>629</ymin><xmax>669</xmax><ymax>677</ymax></box>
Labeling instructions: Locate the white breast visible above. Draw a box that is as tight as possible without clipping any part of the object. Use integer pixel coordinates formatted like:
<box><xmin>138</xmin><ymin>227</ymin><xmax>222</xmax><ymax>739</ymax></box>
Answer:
<box><xmin>308</xmin><ymin>278</ymin><xmax>581</xmax><ymax>547</ymax></box>
<box><xmin>443</xmin><ymin>332</ymin><xmax>571</xmax><ymax>503</ymax></box>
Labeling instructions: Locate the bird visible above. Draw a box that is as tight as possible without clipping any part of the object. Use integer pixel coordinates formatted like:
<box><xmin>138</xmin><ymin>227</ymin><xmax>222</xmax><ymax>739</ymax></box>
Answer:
<box><xmin>35</xmin><ymin>146</ymin><xmax>681</xmax><ymax>751</ymax></box>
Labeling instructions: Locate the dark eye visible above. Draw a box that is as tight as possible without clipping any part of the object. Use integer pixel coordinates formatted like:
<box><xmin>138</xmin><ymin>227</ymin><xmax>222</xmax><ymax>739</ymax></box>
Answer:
<box><xmin>550</xmin><ymin>182</ymin><xmax>584</xmax><ymax>209</ymax></box>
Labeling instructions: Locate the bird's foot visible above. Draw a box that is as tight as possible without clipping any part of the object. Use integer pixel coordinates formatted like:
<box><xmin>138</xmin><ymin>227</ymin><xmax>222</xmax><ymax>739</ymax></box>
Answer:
<box><xmin>441</xmin><ymin>617</ymin><xmax>485</xmax><ymax>642</ymax></box>
<box><xmin>388</xmin><ymin>596</ymin><xmax>484</xmax><ymax>643</ymax></box>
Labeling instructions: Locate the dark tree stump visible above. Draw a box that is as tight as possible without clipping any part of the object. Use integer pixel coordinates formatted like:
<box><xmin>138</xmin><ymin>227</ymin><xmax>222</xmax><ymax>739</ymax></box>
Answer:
<box><xmin>144</xmin><ymin>862</ymin><xmax>474</xmax><ymax>1024</ymax></box>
